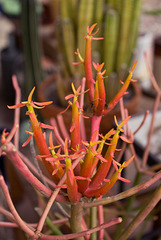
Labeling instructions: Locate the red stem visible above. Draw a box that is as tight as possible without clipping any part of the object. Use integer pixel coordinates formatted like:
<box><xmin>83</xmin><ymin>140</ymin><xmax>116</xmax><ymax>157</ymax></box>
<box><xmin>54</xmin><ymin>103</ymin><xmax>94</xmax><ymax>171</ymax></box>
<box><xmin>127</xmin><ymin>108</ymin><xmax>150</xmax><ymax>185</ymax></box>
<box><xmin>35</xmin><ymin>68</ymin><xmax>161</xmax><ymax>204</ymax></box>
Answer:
<box><xmin>98</xmin><ymin>204</ymin><xmax>104</xmax><ymax>239</ymax></box>
<box><xmin>12</xmin><ymin>75</ymin><xmax>21</xmax><ymax>150</ymax></box>
<box><xmin>142</xmin><ymin>93</ymin><xmax>161</xmax><ymax>168</ymax></box>
<box><xmin>0</xmin><ymin>176</ymin><xmax>35</xmax><ymax>237</ymax></box>
<box><xmin>145</xmin><ymin>51</ymin><xmax>161</xmax><ymax>95</ymax></box>
<box><xmin>83</xmin><ymin>170</ymin><xmax>161</xmax><ymax>208</ymax></box>
<box><xmin>35</xmin><ymin>155</ymin><xmax>83</xmax><ymax>235</ymax></box>
<box><xmin>1</xmin><ymin>142</ymin><xmax>64</xmax><ymax>201</ymax></box>
<box><xmin>35</xmin><ymin>172</ymin><xmax>67</xmax><ymax>235</ymax></box>
<box><xmin>57</xmin><ymin>114</ymin><xmax>70</xmax><ymax>140</ymax></box>
<box><xmin>84</xmin><ymin>37</ymin><xmax>94</xmax><ymax>102</ymax></box>
<box><xmin>90</xmin><ymin>115</ymin><xmax>102</xmax><ymax>141</ymax></box>
<box><xmin>79</xmin><ymin>77</ymin><xmax>86</xmax><ymax>142</ymax></box>
<box><xmin>40</xmin><ymin>218</ymin><xmax>122</xmax><ymax>240</ymax></box>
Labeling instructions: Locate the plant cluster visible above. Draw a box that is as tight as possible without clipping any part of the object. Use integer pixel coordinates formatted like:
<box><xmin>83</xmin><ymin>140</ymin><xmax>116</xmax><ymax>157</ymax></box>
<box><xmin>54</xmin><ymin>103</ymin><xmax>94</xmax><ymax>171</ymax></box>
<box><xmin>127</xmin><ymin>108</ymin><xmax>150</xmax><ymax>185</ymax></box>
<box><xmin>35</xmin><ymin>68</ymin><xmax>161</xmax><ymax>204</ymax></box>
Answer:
<box><xmin>0</xmin><ymin>24</ymin><xmax>161</xmax><ymax>240</ymax></box>
<box><xmin>51</xmin><ymin>0</ymin><xmax>141</xmax><ymax>105</ymax></box>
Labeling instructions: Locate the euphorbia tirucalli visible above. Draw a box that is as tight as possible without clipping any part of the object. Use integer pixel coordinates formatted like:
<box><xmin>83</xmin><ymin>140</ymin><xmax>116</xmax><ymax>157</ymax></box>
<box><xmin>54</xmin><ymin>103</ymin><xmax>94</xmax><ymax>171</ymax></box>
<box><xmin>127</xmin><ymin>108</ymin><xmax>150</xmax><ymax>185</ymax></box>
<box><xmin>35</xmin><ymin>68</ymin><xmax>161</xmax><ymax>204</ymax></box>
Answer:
<box><xmin>7</xmin><ymin>24</ymin><xmax>136</xmax><ymax>203</ymax></box>
<box><xmin>2</xmin><ymin>23</ymin><xmax>158</xmax><ymax>240</ymax></box>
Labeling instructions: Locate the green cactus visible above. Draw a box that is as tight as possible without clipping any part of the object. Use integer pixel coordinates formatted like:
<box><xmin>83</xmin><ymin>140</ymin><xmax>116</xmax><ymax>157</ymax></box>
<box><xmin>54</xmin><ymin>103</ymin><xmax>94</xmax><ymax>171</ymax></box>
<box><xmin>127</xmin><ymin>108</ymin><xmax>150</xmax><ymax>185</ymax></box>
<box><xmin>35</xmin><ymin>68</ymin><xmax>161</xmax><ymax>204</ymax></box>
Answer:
<box><xmin>116</xmin><ymin>0</ymin><xmax>134</xmax><ymax>71</ymax></box>
<box><xmin>77</xmin><ymin>0</ymin><xmax>94</xmax><ymax>58</ymax></box>
<box><xmin>51</xmin><ymin>0</ymin><xmax>141</xmax><ymax>106</ymax></box>
<box><xmin>20</xmin><ymin>0</ymin><xmax>43</xmax><ymax>96</ymax></box>
<box><xmin>126</xmin><ymin>0</ymin><xmax>142</xmax><ymax>65</ymax></box>
<box><xmin>103</xmin><ymin>9</ymin><xmax>119</xmax><ymax>76</ymax></box>
<box><xmin>93</xmin><ymin>0</ymin><xmax>104</xmax><ymax>26</ymax></box>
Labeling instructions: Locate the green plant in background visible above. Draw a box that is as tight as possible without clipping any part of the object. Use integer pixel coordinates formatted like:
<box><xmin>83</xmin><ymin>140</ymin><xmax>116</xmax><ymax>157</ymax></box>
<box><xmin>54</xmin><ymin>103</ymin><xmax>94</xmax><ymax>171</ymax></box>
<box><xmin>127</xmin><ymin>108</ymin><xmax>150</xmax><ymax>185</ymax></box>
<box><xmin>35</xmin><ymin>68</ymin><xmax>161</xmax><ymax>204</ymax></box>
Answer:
<box><xmin>20</xmin><ymin>0</ymin><xmax>43</xmax><ymax>95</ymax></box>
<box><xmin>50</xmin><ymin>0</ymin><xmax>142</xmax><ymax>106</ymax></box>
<box><xmin>1</xmin><ymin>0</ymin><xmax>21</xmax><ymax>16</ymax></box>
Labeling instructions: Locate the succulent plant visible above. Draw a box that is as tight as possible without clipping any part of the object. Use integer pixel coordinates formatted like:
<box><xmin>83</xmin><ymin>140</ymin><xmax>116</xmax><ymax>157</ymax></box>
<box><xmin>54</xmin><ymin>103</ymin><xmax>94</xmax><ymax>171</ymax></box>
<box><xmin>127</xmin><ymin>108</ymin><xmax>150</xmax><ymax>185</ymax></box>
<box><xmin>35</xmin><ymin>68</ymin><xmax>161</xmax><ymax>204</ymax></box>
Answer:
<box><xmin>20</xmin><ymin>0</ymin><xmax>43</xmax><ymax>95</ymax></box>
<box><xmin>50</xmin><ymin>0</ymin><xmax>142</xmax><ymax>106</ymax></box>
<box><xmin>0</xmin><ymin>24</ymin><xmax>161</xmax><ymax>240</ymax></box>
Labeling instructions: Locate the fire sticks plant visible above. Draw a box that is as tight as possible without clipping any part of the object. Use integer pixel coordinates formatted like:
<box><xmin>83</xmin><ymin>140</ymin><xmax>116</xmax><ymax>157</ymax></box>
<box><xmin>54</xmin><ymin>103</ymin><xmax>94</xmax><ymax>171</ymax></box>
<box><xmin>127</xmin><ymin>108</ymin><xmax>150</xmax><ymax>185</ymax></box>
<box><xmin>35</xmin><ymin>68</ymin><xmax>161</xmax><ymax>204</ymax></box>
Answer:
<box><xmin>0</xmin><ymin>24</ymin><xmax>161</xmax><ymax>240</ymax></box>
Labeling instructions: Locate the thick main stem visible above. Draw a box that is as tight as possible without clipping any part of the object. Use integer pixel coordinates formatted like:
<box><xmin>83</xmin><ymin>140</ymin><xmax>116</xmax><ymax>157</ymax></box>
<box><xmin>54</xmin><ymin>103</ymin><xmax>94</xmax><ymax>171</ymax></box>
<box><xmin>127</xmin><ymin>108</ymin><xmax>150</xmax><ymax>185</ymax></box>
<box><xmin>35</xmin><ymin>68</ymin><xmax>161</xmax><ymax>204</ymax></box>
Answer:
<box><xmin>70</xmin><ymin>203</ymin><xmax>84</xmax><ymax>240</ymax></box>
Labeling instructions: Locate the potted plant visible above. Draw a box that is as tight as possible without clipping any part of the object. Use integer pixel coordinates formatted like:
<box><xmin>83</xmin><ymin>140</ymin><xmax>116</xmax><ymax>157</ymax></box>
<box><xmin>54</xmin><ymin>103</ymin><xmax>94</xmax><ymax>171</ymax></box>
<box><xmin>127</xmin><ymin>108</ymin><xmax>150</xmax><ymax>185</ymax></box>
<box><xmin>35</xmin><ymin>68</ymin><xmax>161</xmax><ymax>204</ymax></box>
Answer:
<box><xmin>0</xmin><ymin>24</ymin><xmax>161</xmax><ymax>240</ymax></box>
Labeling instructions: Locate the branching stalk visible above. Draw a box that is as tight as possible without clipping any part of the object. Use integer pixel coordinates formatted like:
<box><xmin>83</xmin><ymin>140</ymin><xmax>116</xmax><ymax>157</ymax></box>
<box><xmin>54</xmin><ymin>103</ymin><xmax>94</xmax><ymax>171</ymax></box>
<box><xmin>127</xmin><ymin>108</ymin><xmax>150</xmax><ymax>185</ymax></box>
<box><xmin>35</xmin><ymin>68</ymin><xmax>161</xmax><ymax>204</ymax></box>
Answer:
<box><xmin>119</xmin><ymin>184</ymin><xmax>161</xmax><ymax>240</ymax></box>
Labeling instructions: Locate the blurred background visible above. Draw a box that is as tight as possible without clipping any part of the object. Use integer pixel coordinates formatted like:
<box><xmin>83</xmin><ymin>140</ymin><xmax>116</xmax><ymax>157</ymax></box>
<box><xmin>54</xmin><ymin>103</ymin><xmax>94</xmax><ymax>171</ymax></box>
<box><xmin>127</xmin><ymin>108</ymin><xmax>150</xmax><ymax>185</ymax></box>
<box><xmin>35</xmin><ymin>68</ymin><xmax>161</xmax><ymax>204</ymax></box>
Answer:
<box><xmin>0</xmin><ymin>0</ymin><xmax>161</xmax><ymax>239</ymax></box>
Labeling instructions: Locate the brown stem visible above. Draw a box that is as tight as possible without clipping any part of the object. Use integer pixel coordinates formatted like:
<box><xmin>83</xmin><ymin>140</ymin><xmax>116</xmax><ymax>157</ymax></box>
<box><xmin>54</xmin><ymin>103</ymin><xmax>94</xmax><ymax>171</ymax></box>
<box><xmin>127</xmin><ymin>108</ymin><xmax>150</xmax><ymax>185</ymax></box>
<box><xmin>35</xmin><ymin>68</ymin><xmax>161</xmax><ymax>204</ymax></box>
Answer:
<box><xmin>90</xmin><ymin>206</ymin><xmax>97</xmax><ymax>240</ymax></box>
<box><xmin>70</xmin><ymin>202</ymin><xmax>84</xmax><ymax>240</ymax></box>
<box><xmin>119</xmin><ymin>183</ymin><xmax>161</xmax><ymax>240</ymax></box>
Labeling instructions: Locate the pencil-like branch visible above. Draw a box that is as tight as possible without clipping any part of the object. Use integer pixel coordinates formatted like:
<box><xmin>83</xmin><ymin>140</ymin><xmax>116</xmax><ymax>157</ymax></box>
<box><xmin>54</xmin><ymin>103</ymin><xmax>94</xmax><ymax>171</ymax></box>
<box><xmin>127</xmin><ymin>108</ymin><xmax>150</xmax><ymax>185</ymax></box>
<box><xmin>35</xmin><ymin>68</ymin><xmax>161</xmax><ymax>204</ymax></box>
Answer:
<box><xmin>83</xmin><ymin>170</ymin><xmax>161</xmax><ymax>208</ymax></box>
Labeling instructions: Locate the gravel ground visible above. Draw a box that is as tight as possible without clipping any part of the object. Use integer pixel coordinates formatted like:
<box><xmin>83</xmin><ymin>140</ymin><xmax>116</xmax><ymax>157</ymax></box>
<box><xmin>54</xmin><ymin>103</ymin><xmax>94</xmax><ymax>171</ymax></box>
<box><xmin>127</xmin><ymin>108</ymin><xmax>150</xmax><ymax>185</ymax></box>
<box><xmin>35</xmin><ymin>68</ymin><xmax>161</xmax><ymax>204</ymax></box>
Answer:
<box><xmin>140</xmin><ymin>0</ymin><xmax>161</xmax><ymax>36</ymax></box>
